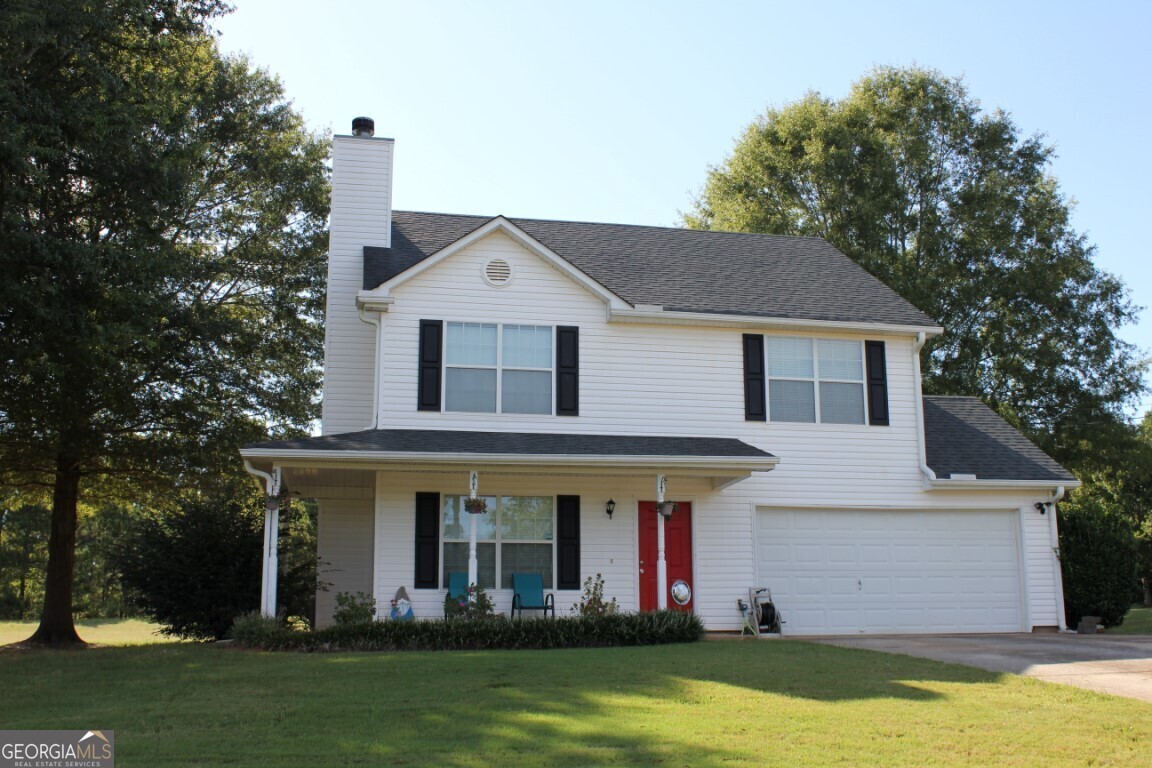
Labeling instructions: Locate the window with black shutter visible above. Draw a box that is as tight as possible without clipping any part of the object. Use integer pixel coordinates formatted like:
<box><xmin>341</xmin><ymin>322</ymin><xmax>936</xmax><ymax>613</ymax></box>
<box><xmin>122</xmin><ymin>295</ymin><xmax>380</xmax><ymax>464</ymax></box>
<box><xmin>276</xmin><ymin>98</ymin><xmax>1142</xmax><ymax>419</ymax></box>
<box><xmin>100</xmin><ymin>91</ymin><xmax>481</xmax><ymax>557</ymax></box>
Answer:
<box><xmin>556</xmin><ymin>495</ymin><xmax>580</xmax><ymax>589</ymax></box>
<box><xmin>417</xmin><ymin>320</ymin><xmax>443</xmax><ymax>411</ymax></box>
<box><xmin>413</xmin><ymin>492</ymin><xmax>440</xmax><ymax>588</ymax></box>
<box><xmin>743</xmin><ymin>334</ymin><xmax>766</xmax><ymax>421</ymax></box>
<box><xmin>556</xmin><ymin>326</ymin><xmax>579</xmax><ymax>416</ymax></box>
<box><xmin>865</xmin><ymin>340</ymin><xmax>889</xmax><ymax>426</ymax></box>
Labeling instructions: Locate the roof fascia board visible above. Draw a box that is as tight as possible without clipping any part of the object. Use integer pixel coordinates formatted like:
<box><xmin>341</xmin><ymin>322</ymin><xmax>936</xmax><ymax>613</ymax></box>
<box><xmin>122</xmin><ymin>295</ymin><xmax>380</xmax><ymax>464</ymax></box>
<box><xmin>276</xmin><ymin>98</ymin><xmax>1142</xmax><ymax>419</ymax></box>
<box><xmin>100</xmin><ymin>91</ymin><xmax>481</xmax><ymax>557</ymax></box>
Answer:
<box><xmin>608</xmin><ymin>307</ymin><xmax>943</xmax><ymax>337</ymax></box>
<box><xmin>239</xmin><ymin>447</ymin><xmax>778</xmax><ymax>474</ymax></box>
<box><xmin>928</xmin><ymin>478</ymin><xmax>1082</xmax><ymax>491</ymax></box>
<box><xmin>358</xmin><ymin>216</ymin><xmax>630</xmax><ymax>310</ymax></box>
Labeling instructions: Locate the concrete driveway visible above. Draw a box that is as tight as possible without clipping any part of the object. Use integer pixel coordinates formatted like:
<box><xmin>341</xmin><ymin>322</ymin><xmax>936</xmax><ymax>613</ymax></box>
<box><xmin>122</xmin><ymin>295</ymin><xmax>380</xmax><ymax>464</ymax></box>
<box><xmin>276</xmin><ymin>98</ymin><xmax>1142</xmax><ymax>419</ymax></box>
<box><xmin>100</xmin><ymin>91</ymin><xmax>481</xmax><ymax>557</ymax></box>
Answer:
<box><xmin>803</xmin><ymin>633</ymin><xmax>1152</xmax><ymax>702</ymax></box>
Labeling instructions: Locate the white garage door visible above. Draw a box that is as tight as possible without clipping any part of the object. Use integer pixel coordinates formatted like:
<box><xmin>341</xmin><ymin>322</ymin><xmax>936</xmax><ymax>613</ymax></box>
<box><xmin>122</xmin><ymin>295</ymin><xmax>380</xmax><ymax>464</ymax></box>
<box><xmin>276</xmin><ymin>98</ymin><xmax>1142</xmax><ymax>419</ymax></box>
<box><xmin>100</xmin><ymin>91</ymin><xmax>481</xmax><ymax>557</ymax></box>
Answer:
<box><xmin>757</xmin><ymin>509</ymin><xmax>1023</xmax><ymax>635</ymax></box>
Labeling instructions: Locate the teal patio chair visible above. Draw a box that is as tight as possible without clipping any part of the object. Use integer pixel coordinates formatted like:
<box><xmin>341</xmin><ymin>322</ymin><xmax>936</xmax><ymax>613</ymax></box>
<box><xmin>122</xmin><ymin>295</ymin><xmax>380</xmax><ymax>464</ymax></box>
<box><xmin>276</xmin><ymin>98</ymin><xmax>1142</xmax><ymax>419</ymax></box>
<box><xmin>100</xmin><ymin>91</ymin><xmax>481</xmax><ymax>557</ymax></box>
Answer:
<box><xmin>511</xmin><ymin>573</ymin><xmax>555</xmax><ymax>618</ymax></box>
<box><xmin>445</xmin><ymin>572</ymin><xmax>468</xmax><ymax>617</ymax></box>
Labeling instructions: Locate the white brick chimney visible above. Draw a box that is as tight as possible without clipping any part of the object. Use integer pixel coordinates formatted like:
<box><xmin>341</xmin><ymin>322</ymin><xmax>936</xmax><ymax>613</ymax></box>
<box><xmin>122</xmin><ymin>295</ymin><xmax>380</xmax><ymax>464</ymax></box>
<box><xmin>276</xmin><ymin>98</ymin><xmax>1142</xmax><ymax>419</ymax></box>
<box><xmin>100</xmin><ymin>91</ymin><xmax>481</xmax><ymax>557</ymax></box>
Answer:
<box><xmin>321</xmin><ymin>117</ymin><xmax>394</xmax><ymax>434</ymax></box>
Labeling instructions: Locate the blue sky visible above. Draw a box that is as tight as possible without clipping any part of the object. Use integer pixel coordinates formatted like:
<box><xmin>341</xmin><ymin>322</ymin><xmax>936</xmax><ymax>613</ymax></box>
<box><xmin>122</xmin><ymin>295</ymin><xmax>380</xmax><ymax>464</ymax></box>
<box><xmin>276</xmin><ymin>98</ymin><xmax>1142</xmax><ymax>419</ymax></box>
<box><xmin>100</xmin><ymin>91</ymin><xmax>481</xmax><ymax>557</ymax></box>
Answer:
<box><xmin>216</xmin><ymin>0</ymin><xmax>1152</xmax><ymax>416</ymax></box>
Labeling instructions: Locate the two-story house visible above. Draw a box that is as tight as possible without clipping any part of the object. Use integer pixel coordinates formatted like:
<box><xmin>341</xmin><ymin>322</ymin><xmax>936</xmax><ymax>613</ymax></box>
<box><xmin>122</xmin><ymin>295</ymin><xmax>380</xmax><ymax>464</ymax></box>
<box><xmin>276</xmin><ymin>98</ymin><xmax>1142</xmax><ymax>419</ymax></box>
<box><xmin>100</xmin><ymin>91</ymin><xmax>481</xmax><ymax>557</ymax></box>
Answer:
<box><xmin>240</xmin><ymin>118</ymin><xmax>1078</xmax><ymax>635</ymax></box>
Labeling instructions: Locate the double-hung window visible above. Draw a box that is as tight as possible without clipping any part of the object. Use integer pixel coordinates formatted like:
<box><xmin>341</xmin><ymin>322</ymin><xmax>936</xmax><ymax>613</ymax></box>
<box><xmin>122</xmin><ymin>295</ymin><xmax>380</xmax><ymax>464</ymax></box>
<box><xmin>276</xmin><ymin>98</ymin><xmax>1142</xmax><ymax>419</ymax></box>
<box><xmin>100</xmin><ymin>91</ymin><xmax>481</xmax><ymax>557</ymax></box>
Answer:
<box><xmin>441</xmin><ymin>495</ymin><xmax>555</xmax><ymax>589</ymax></box>
<box><xmin>444</xmin><ymin>323</ymin><xmax>553</xmax><ymax>414</ymax></box>
<box><xmin>767</xmin><ymin>338</ymin><xmax>866</xmax><ymax>424</ymax></box>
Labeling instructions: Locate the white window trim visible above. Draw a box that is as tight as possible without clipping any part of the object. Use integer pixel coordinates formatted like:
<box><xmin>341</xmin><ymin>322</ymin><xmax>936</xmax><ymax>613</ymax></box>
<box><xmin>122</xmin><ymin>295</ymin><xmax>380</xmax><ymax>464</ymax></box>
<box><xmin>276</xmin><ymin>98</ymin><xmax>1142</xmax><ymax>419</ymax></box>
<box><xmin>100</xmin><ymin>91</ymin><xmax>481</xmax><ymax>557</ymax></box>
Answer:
<box><xmin>767</xmin><ymin>337</ymin><xmax>866</xmax><ymax>424</ymax></box>
<box><xmin>442</xmin><ymin>322</ymin><xmax>555</xmax><ymax>415</ymax></box>
<box><xmin>440</xmin><ymin>494</ymin><xmax>557</xmax><ymax>589</ymax></box>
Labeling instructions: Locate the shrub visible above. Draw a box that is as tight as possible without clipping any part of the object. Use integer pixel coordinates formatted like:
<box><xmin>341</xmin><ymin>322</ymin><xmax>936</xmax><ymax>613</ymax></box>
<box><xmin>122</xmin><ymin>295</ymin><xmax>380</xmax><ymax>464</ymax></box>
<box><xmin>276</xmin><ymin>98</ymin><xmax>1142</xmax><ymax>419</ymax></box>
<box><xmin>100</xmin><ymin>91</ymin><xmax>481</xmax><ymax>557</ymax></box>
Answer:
<box><xmin>332</xmin><ymin>591</ymin><xmax>376</xmax><ymax>626</ymax></box>
<box><xmin>230</xmin><ymin>611</ymin><xmax>291</xmax><ymax>648</ymax></box>
<box><xmin>443</xmin><ymin>583</ymin><xmax>495</xmax><ymax>619</ymax></box>
<box><xmin>118</xmin><ymin>495</ymin><xmax>263</xmax><ymax>640</ymax></box>
<box><xmin>572</xmin><ymin>573</ymin><xmax>617</xmax><ymax>616</ymax></box>
<box><xmin>232</xmin><ymin>610</ymin><xmax>705</xmax><ymax>653</ymax></box>
<box><xmin>1059</xmin><ymin>498</ymin><xmax>1139</xmax><ymax>628</ymax></box>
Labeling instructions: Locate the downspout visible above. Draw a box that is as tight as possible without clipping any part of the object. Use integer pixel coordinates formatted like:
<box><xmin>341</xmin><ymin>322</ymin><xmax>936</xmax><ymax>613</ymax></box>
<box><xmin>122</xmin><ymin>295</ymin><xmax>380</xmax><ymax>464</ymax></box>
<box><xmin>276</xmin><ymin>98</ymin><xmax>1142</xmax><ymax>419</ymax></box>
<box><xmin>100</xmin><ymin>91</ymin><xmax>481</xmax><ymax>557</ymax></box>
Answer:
<box><xmin>912</xmin><ymin>332</ymin><xmax>936</xmax><ymax>486</ymax></box>
<box><xmin>244</xmin><ymin>460</ymin><xmax>281</xmax><ymax>617</ymax></box>
<box><xmin>1048</xmin><ymin>485</ymin><xmax>1068</xmax><ymax>631</ymax></box>
<box><xmin>243</xmin><ymin>459</ymin><xmax>274</xmax><ymax>494</ymax></box>
<box><xmin>358</xmin><ymin>306</ymin><xmax>383</xmax><ymax>429</ymax></box>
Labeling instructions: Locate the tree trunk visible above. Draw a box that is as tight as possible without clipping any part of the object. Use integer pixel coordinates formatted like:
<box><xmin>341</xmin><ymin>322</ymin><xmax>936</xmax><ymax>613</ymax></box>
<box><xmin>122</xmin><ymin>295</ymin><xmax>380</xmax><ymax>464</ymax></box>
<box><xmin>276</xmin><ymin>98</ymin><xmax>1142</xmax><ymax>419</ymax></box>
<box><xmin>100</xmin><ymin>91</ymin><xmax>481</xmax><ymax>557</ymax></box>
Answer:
<box><xmin>27</xmin><ymin>454</ymin><xmax>84</xmax><ymax>646</ymax></box>
<box><xmin>1143</xmin><ymin>577</ymin><xmax>1151</xmax><ymax>608</ymax></box>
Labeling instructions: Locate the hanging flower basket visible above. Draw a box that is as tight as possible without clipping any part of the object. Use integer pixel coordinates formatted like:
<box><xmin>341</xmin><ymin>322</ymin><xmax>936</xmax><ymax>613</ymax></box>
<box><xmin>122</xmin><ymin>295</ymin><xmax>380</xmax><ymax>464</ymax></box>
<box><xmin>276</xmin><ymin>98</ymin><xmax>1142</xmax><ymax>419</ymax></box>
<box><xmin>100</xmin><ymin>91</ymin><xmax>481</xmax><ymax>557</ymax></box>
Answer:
<box><xmin>464</xmin><ymin>496</ymin><xmax>488</xmax><ymax>515</ymax></box>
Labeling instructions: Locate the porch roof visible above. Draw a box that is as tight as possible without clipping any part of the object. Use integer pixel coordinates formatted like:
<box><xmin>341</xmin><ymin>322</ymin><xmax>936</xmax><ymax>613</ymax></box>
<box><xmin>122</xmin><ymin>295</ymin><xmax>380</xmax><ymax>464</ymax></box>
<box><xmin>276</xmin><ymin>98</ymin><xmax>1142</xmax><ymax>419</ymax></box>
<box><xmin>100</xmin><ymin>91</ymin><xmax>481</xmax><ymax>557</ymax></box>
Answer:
<box><xmin>240</xmin><ymin>429</ymin><xmax>778</xmax><ymax>495</ymax></box>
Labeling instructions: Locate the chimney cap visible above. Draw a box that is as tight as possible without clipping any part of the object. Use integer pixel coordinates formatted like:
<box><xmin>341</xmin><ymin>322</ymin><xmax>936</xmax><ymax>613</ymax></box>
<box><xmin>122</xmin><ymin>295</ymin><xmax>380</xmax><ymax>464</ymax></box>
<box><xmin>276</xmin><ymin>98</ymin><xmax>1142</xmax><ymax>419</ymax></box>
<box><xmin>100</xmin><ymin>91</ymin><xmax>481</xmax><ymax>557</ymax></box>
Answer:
<box><xmin>351</xmin><ymin>116</ymin><xmax>375</xmax><ymax>137</ymax></box>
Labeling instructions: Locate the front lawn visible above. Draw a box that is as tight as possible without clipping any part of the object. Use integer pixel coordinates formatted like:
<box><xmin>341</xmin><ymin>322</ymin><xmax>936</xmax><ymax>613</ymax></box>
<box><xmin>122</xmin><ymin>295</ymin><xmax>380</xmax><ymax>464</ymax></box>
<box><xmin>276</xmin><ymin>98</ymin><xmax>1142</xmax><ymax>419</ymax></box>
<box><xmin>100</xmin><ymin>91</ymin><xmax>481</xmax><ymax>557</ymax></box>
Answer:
<box><xmin>0</xmin><ymin>639</ymin><xmax>1148</xmax><ymax>766</ymax></box>
<box><xmin>0</xmin><ymin>618</ymin><xmax>178</xmax><ymax>646</ymax></box>
<box><xmin>1109</xmin><ymin>605</ymin><xmax>1152</xmax><ymax>635</ymax></box>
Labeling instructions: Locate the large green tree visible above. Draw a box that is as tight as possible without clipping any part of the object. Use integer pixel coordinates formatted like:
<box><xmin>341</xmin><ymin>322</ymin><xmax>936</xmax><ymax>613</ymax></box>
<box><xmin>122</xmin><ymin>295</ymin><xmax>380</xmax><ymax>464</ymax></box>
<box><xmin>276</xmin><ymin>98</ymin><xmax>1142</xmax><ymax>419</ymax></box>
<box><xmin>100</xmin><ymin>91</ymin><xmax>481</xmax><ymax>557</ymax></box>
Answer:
<box><xmin>686</xmin><ymin>67</ymin><xmax>1144</xmax><ymax>465</ymax></box>
<box><xmin>0</xmin><ymin>0</ymin><xmax>328</xmax><ymax>645</ymax></box>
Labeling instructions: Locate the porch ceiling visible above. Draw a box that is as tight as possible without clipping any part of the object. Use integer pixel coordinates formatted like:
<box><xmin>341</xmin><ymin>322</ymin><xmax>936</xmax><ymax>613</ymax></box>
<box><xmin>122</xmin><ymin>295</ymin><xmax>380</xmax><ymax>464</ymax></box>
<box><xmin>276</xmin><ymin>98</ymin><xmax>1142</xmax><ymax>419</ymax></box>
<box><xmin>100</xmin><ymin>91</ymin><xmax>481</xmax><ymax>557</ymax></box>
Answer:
<box><xmin>242</xmin><ymin>429</ymin><xmax>779</xmax><ymax>495</ymax></box>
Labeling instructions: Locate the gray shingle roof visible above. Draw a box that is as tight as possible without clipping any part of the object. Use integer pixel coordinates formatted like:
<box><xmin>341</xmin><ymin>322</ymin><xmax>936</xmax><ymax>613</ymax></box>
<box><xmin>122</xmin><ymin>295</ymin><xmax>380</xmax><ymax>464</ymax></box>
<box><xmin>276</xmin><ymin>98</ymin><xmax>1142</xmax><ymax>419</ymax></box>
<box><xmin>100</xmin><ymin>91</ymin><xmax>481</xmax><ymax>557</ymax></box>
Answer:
<box><xmin>244</xmin><ymin>429</ymin><xmax>775</xmax><ymax>459</ymax></box>
<box><xmin>923</xmin><ymin>396</ymin><xmax>1077</xmax><ymax>482</ymax></box>
<box><xmin>363</xmin><ymin>211</ymin><xmax>939</xmax><ymax>328</ymax></box>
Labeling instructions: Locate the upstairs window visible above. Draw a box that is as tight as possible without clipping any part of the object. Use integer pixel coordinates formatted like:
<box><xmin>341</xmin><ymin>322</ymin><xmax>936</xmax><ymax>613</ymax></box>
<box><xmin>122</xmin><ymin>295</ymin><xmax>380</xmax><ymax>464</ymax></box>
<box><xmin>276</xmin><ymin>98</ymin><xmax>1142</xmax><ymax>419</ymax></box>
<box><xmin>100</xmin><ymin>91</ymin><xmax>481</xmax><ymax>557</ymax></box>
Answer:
<box><xmin>444</xmin><ymin>323</ymin><xmax>553</xmax><ymax>414</ymax></box>
<box><xmin>767</xmin><ymin>338</ymin><xmax>866</xmax><ymax>424</ymax></box>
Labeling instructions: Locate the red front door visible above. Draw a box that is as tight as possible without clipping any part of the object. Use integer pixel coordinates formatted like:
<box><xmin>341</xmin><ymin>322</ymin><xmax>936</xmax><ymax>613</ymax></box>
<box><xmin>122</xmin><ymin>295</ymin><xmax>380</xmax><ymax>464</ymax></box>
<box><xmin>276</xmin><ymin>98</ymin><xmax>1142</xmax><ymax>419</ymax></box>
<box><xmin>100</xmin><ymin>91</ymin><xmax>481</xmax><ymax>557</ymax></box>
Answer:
<box><xmin>638</xmin><ymin>501</ymin><xmax>693</xmax><ymax>612</ymax></box>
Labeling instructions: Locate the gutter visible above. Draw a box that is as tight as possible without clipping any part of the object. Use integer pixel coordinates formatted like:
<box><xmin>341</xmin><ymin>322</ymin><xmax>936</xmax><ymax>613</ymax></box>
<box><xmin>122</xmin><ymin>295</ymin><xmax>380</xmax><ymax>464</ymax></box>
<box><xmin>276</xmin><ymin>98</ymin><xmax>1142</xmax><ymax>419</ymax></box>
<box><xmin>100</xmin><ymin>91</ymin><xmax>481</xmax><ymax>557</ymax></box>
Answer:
<box><xmin>928</xmin><ymin>478</ymin><xmax>1082</xmax><ymax>491</ymax></box>
<box><xmin>609</xmin><ymin>307</ymin><xmax>943</xmax><ymax>337</ymax></box>
<box><xmin>239</xmin><ymin>448</ymin><xmax>780</xmax><ymax>472</ymax></box>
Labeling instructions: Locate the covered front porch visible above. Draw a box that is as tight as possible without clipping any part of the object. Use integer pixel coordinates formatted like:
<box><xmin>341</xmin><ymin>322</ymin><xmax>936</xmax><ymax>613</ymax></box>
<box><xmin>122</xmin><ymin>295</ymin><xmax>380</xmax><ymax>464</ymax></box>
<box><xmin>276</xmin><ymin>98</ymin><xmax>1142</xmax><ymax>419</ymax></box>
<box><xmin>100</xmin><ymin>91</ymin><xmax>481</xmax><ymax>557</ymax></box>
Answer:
<box><xmin>241</xmin><ymin>429</ymin><xmax>777</xmax><ymax>626</ymax></box>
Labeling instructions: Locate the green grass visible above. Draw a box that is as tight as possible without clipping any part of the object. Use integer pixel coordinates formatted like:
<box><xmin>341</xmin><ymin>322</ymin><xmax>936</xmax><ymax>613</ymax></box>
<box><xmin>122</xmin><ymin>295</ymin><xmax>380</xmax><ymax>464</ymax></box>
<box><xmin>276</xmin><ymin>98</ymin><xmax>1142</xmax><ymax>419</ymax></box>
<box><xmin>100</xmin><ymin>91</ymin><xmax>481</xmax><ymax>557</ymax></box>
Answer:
<box><xmin>0</xmin><ymin>618</ymin><xmax>177</xmax><ymax>646</ymax></box>
<box><xmin>1</xmin><ymin>639</ymin><xmax>1149</xmax><ymax>767</ymax></box>
<box><xmin>1109</xmin><ymin>605</ymin><xmax>1152</xmax><ymax>635</ymax></box>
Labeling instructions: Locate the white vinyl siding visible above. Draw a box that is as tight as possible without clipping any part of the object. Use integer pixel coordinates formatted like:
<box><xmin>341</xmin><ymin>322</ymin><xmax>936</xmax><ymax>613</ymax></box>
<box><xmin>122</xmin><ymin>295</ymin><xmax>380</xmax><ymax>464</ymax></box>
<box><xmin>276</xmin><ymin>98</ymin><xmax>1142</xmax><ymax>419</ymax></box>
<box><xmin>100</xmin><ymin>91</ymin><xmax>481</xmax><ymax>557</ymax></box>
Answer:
<box><xmin>322</xmin><ymin>136</ymin><xmax>393</xmax><ymax>434</ymax></box>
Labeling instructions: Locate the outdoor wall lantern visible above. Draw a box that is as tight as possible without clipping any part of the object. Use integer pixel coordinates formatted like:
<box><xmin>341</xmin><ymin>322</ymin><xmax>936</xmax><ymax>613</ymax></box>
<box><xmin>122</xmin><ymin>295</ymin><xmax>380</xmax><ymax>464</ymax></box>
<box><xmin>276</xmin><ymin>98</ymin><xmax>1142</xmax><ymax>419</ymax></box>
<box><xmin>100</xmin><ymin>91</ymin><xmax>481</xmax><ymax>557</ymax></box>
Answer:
<box><xmin>605</xmin><ymin>499</ymin><xmax>616</xmax><ymax>519</ymax></box>
<box><xmin>1034</xmin><ymin>501</ymin><xmax>1051</xmax><ymax>515</ymax></box>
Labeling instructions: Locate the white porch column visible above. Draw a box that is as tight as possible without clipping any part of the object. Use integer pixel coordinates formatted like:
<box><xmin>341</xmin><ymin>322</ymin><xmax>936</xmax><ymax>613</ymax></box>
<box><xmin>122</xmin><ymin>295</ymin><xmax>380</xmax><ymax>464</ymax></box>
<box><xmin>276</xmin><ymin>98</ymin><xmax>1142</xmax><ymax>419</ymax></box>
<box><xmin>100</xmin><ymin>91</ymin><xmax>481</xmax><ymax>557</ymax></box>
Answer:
<box><xmin>468</xmin><ymin>470</ymin><xmax>479</xmax><ymax>588</ymax></box>
<box><xmin>260</xmin><ymin>467</ymin><xmax>282</xmax><ymax>617</ymax></box>
<box><xmin>656</xmin><ymin>474</ymin><xmax>668</xmax><ymax>610</ymax></box>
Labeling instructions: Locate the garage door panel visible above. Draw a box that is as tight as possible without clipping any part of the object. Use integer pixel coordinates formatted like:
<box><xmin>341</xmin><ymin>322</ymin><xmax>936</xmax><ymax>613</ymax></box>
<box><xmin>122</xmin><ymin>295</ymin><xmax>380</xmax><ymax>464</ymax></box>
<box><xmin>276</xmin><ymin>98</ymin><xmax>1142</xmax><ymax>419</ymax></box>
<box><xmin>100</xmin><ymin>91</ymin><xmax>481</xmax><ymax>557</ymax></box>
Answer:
<box><xmin>758</xmin><ymin>509</ymin><xmax>1022</xmax><ymax>635</ymax></box>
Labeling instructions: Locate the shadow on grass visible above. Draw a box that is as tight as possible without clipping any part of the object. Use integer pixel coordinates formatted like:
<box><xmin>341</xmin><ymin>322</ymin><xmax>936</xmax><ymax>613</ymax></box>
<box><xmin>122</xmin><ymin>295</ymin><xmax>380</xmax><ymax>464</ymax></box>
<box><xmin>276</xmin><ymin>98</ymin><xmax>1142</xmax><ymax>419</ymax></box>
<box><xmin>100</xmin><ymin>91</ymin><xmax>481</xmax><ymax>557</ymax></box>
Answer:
<box><xmin>307</xmin><ymin>640</ymin><xmax>1008</xmax><ymax>766</ymax></box>
<box><xmin>0</xmin><ymin>639</ymin><xmax>1020</xmax><ymax>768</ymax></box>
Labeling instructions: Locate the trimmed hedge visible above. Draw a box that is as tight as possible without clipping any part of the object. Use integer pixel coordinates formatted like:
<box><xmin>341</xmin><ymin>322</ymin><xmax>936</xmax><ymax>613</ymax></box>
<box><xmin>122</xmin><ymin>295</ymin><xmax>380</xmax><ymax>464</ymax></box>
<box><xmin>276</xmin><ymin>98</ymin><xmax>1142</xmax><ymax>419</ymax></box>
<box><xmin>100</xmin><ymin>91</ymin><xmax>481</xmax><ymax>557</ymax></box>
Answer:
<box><xmin>232</xmin><ymin>610</ymin><xmax>704</xmax><ymax>652</ymax></box>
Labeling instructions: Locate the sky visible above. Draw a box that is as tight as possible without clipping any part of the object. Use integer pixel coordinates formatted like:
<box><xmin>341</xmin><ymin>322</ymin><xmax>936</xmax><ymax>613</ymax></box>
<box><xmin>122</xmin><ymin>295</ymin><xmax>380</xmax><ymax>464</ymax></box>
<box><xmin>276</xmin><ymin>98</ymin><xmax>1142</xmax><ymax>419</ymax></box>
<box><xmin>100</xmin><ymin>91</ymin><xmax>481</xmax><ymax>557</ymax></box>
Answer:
<box><xmin>215</xmin><ymin>0</ymin><xmax>1152</xmax><ymax>416</ymax></box>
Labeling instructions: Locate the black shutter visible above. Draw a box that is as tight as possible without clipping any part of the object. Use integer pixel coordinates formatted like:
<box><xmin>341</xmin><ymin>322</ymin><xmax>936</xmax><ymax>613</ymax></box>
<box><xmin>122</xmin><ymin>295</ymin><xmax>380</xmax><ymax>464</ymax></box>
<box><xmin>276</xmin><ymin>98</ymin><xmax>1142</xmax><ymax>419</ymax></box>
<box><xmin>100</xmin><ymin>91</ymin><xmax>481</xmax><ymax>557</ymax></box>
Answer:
<box><xmin>414</xmin><ymin>492</ymin><xmax>440</xmax><ymax>588</ymax></box>
<box><xmin>865</xmin><ymin>340</ymin><xmax>889</xmax><ymax>426</ymax></box>
<box><xmin>743</xmin><ymin>334</ymin><xmax>766</xmax><ymax>421</ymax></box>
<box><xmin>556</xmin><ymin>495</ymin><xmax>580</xmax><ymax>590</ymax></box>
<box><xmin>417</xmin><ymin>320</ymin><xmax>443</xmax><ymax>411</ymax></box>
<box><xmin>556</xmin><ymin>326</ymin><xmax>579</xmax><ymax>416</ymax></box>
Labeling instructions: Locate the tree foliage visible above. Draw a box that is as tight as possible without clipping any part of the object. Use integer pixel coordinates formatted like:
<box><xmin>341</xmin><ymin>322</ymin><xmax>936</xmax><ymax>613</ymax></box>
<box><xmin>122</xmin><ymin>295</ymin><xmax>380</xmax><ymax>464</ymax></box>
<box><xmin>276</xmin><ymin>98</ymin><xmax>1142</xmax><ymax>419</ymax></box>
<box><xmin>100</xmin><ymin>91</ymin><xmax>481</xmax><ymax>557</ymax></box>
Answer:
<box><xmin>0</xmin><ymin>503</ymin><xmax>50</xmax><ymax>619</ymax></box>
<box><xmin>118</xmin><ymin>489</ymin><xmax>264</xmax><ymax>640</ymax></box>
<box><xmin>0</xmin><ymin>0</ymin><xmax>329</xmax><ymax>645</ymax></box>
<box><xmin>1058</xmin><ymin>497</ymin><xmax>1139</xmax><ymax>628</ymax></box>
<box><xmin>686</xmin><ymin>66</ymin><xmax>1144</xmax><ymax>467</ymax></box>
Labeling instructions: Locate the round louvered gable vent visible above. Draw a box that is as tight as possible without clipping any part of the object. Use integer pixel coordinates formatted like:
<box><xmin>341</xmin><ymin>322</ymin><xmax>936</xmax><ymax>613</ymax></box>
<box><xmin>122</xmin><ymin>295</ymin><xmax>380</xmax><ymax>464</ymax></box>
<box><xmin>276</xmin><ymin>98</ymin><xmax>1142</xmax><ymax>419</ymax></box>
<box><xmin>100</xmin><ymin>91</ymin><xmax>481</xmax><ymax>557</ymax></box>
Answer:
<box><xmin>483</xmin><ymin>259</ymin><xmax>513</xmax><ymax>287</ymax></box>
